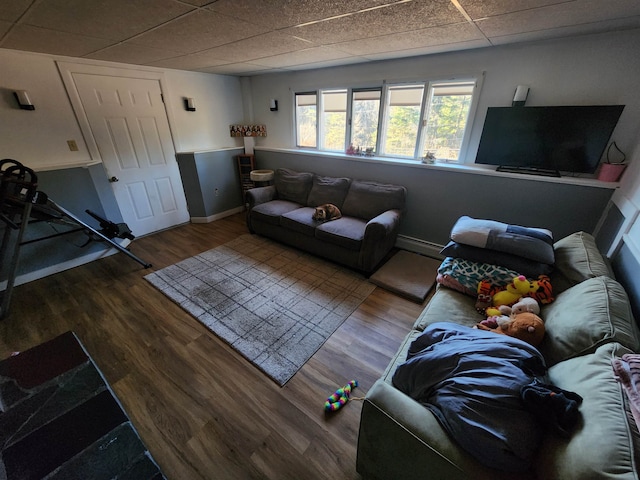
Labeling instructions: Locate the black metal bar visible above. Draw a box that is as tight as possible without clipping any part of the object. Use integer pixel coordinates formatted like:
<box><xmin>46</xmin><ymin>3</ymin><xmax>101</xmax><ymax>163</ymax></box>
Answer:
<box><xmin>48</xmin><ymin>201</ymin><xmax>151</xmax><ymax>269</ymax></box>
<box><xmin>19</xmin><ymin>227</ymin><xmax>86</xmax><ymax>246</ymax></box>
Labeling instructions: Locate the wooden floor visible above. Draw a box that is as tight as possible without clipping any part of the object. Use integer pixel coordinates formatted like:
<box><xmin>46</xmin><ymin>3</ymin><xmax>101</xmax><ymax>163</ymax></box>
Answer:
<box><xmin>0</xmin><ymin>213</ymin><xmax>426</xmax><ymax>480</ymax></box>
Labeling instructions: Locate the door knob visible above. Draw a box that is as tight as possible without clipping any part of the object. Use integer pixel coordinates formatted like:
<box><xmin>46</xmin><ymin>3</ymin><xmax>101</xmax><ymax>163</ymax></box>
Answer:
<box><xmin>109</xmin><ymin>176</ymin><xmax>119</xmax><ymax>182</ymax></box>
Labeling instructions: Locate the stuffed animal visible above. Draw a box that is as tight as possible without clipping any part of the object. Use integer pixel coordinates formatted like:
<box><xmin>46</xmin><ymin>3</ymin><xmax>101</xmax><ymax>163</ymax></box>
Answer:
<box><xmin>476</xmin><ymin>275</ymin><xmax>554</xmax><ymax>314</ymax></box>
<box><xmin>501</xmin><ymin>297</ymin><xmax>540</xmax><ymax>316</ymax></box>
<box><xmin>476</xmin><ymin>312</ymin><xmax>546</xmax><ymax>347</ymax></box>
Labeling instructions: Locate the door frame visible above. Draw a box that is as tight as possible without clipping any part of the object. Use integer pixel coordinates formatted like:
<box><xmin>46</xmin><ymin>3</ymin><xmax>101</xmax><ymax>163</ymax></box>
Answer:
<box><xmin>57</xmin><ymin>61</ymin><xmax>179</xmax><ymax>164</ymax></box>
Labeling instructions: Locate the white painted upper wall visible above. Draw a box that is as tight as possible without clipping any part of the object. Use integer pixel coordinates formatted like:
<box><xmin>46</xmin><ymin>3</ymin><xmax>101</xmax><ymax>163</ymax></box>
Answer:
<box><xmin>0</xmin><ymin>48</ymin><xmax>246</xmax><ymax>171</ymax></box>
<box><xmin>248</xmin><ymin>28</ymin><xmax>640</xmax><ymax>209</ymax></box>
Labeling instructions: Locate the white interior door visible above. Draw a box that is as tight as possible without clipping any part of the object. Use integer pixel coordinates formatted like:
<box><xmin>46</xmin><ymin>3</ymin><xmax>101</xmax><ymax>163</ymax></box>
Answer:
<box><xmin>72</xmin><ymin>73</ymin><xmax>189</xmax><ymax>237</ymax></box>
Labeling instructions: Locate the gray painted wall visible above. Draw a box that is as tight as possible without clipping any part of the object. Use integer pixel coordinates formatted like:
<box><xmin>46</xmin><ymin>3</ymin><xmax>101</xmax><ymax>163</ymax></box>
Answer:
<box><xmin>177</xmin><ymin>148</ymin><xmax>245</xmax><ymax>219</ymax></box>
<box><xmin>1</xmin><ymin>164</ymin><xmax>122</xmax><ymax>281</ymax></box>
<box><xmin>255</xmin><ymin>149</ymin><xmax>614</xmax><ymax>246</ymax></box>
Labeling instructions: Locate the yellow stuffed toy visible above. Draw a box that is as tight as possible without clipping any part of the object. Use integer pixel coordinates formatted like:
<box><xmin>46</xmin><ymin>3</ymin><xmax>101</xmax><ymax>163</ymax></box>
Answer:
<box><xmin>477</xmin><ymin>275</ymin><xmax>554</xmax><ymax>315</ymax></box>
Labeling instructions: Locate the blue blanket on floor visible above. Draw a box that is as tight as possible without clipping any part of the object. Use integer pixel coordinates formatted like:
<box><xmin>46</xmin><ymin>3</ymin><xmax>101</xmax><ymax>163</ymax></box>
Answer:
<box><xmin>392</xmin><ymin>322</ymin><xmax>547</xmax><ymax>472</ymax></box>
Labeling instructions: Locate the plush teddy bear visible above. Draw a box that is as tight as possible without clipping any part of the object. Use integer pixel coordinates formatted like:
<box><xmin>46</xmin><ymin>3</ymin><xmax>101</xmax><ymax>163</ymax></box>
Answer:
<box><xmin>500</xmin><ymin>296</ymin><xmax>540</xmax><ymax>316</ymax></box>
<box><xmin>476</xmin><ymin>312</ymin><xmax>546</xmax><ymax>347</ymax></box>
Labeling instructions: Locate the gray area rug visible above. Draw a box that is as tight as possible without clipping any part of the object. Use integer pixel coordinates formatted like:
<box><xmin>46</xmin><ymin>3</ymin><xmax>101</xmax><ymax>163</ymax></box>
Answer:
<box><xmin>144</xmin><ymin>234</ymin><xmax>375</xmax><ymax>386</ymax></box>
<box><xmin>369</xmin><ymin>250</ymin><xmax>440</xmax><ymax>303</ymax></box>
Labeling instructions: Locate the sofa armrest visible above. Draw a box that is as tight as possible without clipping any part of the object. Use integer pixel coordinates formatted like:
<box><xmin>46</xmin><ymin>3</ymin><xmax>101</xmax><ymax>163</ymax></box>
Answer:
<box><xmin>246</xmin><ymin>185</ymin><xmax>276</xmax><ymax>209</ymax></box>
<box><xmin>357</xmin><ymin>380</ymin><xmax>533</xmax><ymax>480</ymax></box>
<box><xmin>364</xmin><ymin>209</ymin><xmax>402</xmax><ymax>237</ymax></box>
<box><xmin>358</xmin><ymin>209</ymin><xmax>402</xmax><ymax>272</ymax></box>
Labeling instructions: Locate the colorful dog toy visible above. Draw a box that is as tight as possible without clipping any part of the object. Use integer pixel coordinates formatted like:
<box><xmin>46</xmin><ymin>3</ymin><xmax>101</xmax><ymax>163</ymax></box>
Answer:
<box><xmin>324</xmin><ymin>380</ymin><xmax>358</xmax><ymax>412</ymax></box>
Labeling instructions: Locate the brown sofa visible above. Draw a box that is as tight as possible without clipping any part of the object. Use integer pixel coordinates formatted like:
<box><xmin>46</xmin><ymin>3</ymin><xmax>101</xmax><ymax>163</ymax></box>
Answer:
<box><xmin>246</xmin><ymin>168</ymin><xmax>406</xmax><ymax>273</ymax></box>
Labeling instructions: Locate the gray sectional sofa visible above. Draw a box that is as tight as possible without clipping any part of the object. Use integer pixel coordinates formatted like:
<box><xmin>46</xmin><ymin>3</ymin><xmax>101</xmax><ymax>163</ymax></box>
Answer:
<box><xmin>246</xmin><ymin>168</ymin><xmax>406</xmax><ymax>273</ymax></box>
<box><xmin>357</xmin><ymin>231</ymin><xmax>640</xmax><ymax>480</ymax></box>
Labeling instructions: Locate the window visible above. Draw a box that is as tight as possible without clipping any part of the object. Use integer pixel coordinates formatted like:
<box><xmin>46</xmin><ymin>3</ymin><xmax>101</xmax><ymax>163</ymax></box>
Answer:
<box><xmin>350</xmin><ymin>89</ymin><xmax>381</xmax><ymax>153</ymax></box>
<box><xmin>381</xmin><ymin>85</ymin><xmax>424</xmax><ymax>158</ymax></box>
<box><xmin>293</xmin><ymin>77</ymin><xmax>478</xmax><ymax>163</ymax></box>
<box><xmin>320</xmin><ymin>90</ymin><xmax>347</xmax><ymax>152</ymax></box>
<box><xmin>422</xmin><ymin>81</ymin><xmax>475</xmax><ymax>162</ymax></box>
<box><xmin>295</xmin><ymin>92</ymin><xmax>317</xmax><ymax>148</ymax></box>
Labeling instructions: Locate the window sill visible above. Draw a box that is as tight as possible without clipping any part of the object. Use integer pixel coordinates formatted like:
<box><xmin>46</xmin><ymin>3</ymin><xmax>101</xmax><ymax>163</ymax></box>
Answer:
<box><xmin>255</xmin><ymin>147</ymin><xmax>620</xmax><ymax>190</ymax></box>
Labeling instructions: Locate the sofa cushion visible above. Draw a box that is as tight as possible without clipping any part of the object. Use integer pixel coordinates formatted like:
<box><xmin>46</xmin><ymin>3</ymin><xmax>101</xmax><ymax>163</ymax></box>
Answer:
<box><xmin>341</xmin><ymin>180</ymin><xmax>406</xmax><ymax>220</ymax></box>
<box><xmin>440</xmin><ymin>241</ymin><xmax>553</xmax><ymax>278</ymax></box>
<box><xmin>274</xmin><ymin>168</ymin><xmax>313</xmax><ymax>204</ymax></box>
<box><xmin>280</xmin><ymin>207</ymin><xmax>317</xmax><ymax>236</ymax></box>
<box><xmin>306</xmin><ymin>175</ymin><xmax>351</xmax><ymax>209</ymax></box>
<box><xmin>251</xmin><ymin>199</ymin><xmax>302</xmax><ymax>226</ymax></box>
<box><xmin>413</xmin><ymin>286</ymin><xmax>481</xmax><ymax>331</ymax></box>
<box><xmin>450</xmin><ymin>216</ymin><xmax>555</xmax><ymax>265</ymax></box>
<box><xmin>551</xmin><ymin>231</ymin><xmax>612</xmax><ymax>294</ymax></box>
<box><xmin>540</xmin><ymin>276</ymin><xmax>640</xmax><ymax>366</ymax></box>
<box><xmin>315</xmin><ymin>217</ymin><xmax>367</xmax><ymax>251</ymax></box>
<box><xmin>536</xmin><ymin>342</ymin><xmax>639</xmax><ymax>480</ymax></box>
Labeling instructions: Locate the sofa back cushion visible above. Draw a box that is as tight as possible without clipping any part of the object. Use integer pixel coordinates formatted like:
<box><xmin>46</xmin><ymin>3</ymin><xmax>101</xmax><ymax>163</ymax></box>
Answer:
<box><xmin>306</xmin><ymin>175</ymin><xmax>351</xmax><ymax>209</ymax></box>
<box><xmin>274</xmin><ymin>168</ymin><xmax>313</xmax><ymax>205</ymax></box>
<box><xmin>540</xmin><ymin>276</ymin><xmax>640</xmax><ymax>366</ymax></box>
<box><xmin>551</xmin><ymin>231</ymin><xmax>612</xmax><ymax>294</ymax></box>
<box><xmin>341</xmin><ymin>180</ymin><xmax>406</xmax><ymax>220</ymax></box>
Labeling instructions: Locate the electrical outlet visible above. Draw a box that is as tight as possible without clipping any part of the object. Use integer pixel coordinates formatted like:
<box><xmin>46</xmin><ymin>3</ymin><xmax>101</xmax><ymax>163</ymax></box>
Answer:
<box><xmin>67</xmin><ymin>140</ymin><xmax>79</xmax><ymax>151</ymax></box>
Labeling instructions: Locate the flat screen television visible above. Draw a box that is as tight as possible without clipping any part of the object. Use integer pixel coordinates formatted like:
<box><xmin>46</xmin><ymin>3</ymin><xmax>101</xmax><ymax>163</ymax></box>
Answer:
<box><xmin>475</xmin><ymin>105</ymin><xmax>624</xmax><ymax>176</ymax></box>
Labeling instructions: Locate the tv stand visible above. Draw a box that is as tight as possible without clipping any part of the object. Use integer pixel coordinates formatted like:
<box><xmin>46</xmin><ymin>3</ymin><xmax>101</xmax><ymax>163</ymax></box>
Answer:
<box><xmin>496</xmin><ymin>166</ymin><xmax>561</xmax><ymax>177</ymax></box>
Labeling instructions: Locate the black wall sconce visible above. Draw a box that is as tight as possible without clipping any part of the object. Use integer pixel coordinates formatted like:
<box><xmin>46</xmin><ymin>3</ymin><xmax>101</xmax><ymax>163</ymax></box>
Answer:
<box><xmin>269</xmin><ymin>99</ymin><xmax>278</xmax><ymax>111</ymax></box>
<box><xmin>184</xmin><ymin>97</ymin><xmax>196</xmax><ymax>112</ymax></box>
<box><xmin>13</xmin><ymin>90</ymin><xmax>35</xmax><ymax>110</ymax></box>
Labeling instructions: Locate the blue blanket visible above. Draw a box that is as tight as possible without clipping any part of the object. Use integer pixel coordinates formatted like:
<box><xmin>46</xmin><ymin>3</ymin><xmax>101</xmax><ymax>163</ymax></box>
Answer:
<box><xmin>392</xmin><ymin>322</ymin><xmax>547</xmax><ymax>472</ymax></box>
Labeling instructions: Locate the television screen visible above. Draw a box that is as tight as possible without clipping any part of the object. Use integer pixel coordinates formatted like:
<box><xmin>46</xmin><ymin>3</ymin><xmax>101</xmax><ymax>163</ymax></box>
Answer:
<box><xmin>475</xmin><ymin>105</ymin><xmax>624</xmax><ymax>175</ymax></box>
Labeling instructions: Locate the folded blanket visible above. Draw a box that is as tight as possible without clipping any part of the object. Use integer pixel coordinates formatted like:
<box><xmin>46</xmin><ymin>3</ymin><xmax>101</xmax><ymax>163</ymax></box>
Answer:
<box><xmin>437</xmin><ymin>257</ymin><xmax>522</xmax><ymax>296</ymax></box>
<box><xmin>450</xmin><ymin>216</ymin><xmax>555</xmax><ymax>265</ymax></box>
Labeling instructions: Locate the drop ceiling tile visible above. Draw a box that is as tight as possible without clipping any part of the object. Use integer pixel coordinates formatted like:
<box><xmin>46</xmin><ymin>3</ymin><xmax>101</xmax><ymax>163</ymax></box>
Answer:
<box><xmin>86</xmin><ymin>43</ymin><xmax>183</xmax><ymax>65</ymax></box>
<box><xmin>281</xmin><ymin>56</ymin><xmax>371</xmax><ymax>71</ymax></box>
<box><xmin>250</xmin><ymin>46</ymin><xmax>352</xmax><ymax>68</ymax></box>
<box><xmin>362</xmin><ymin>38</ymin><xmax>491</xmax><ymax>61</ymax></box>
<box><xmin>1</xmin><ymin>25</ymin><xmax>113</xmax><ymax>57</ymax></box>
<box><xmin>333</xmin><ymin>22</ymin><xmax>485</xmax><ymax>55</ymax></box>
<box><xmin>192</xmin><ymin>31</ymin><xmax>315</xmax><ymax>63</ymax></box>
<box><xmin>129</xmin><ymin>9</ymin><xmax>271</xmax><ymax>54</ymax></box>
<box><xmin>147</xmin><ymin>52</ymin><xmax>230</xmax><ymax>70</ymax></box>
<box><xmin>206</xmin><ymin>0</ymin><xmax>397</xmax><ymax>30</ymax></box>
<box><xmin>0</xmin><ymin>20</ymin><xmax>11</xmax><ymax>37</ymax></box>
<box><xmin>0</xmin><ymin>0</ymin><xmax>32</xmax><ymax>22</ymax></box>
<box><xmin>458</xmin><ymin>0</ymin><xmax>568</xmax><ymax>20</ymax></box>
<box><xmin>20</xmin><ymin>0</ymin><xmax>194</xmax><ymax>41</ymax></box>
<box><xmin>476</xmin><ymin>0</ymin><xmax>640</xmax><ymax>37</ymax></box>
<box><xmin>285</xmin><ymin>0</ymin><xmax>465</xmax><ymax>45</ymax></box>
<box><xmin>197</xmin><ymin>63</ymin><xmax>280</xmax><ymax>76</ymax></box>
<box><xmin>489</xmin><ymin>15</ymin><xmax>640</xmax><ymax>45</ymax></box>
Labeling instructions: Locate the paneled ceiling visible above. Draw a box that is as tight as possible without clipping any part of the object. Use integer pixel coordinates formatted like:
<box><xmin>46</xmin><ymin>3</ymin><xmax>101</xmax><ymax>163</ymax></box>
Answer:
<box><xmin>1</xmin><ymin>0</ymin><xmax>639</xmax><ymax>76</ymax></box>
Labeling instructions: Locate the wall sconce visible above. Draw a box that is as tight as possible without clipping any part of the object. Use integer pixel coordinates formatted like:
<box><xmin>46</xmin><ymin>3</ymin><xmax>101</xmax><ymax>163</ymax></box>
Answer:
<box><xmin>512</xmin><ymin>85</ymin><xmax>529</xmax><ymax>107</ymax></box>
<box><xmin>13</xmin><ymin>90</ymin><xmax>35</xmax><ymax>110</ymax></box>
<box><xmin>184</xmin><ymin>97</ymin><xmax>196</xmax><ymax>112</ymax></box>
<box><xmin>269</xmin><ymin>99</ymin><xmax>278</xmax><ymax>112</ymax></box>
